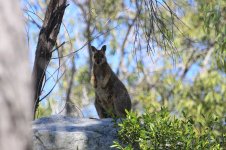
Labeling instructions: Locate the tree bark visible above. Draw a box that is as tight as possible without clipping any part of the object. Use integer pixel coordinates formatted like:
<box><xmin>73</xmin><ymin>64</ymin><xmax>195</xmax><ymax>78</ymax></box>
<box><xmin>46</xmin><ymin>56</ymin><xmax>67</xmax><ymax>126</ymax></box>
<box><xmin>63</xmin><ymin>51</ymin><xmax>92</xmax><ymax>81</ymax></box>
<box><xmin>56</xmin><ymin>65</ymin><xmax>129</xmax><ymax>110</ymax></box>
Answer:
<box><xmin>32</xmin><ymin>0</ymin><xmax>67</xmax><ymax>119</ymax></box>
<box><xmin>0</xmin><ymin>1</ymin><xmax>32</xmax><ymax>150</ymax></box>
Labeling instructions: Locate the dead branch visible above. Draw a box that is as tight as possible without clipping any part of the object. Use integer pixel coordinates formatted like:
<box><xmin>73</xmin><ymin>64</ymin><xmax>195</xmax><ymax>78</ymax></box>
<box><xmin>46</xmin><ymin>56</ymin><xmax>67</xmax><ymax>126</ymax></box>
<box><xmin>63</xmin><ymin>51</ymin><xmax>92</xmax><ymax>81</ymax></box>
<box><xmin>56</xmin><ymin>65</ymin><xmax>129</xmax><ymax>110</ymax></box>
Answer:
<box><xmin>32</xmin><ymin>0</ymin><xmax>68</xmax><ymax>119</ymax></box>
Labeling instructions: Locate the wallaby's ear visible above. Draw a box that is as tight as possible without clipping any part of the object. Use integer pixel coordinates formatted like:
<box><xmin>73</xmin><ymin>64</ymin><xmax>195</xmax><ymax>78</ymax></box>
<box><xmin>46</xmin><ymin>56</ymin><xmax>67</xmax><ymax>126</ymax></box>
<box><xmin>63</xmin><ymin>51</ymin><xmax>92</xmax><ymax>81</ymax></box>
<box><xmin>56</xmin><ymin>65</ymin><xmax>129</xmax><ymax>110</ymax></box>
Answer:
<box><xmin>101</xmin><ymin>45</ymin><xmax>106</xmax><ymax>53</ymax></box>
<box><xmin>91</xmin><ymin>46</ymin><xmax>97</xmax><ymax>53</ymax></box>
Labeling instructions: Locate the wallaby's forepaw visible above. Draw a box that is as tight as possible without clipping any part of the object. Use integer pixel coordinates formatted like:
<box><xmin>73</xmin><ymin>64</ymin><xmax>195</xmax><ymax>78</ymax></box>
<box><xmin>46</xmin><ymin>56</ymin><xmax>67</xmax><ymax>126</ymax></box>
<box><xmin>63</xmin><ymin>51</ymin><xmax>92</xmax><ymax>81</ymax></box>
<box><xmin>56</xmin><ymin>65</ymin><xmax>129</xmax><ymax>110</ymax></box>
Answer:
<box><xmin>91</xmin><ymin>75</ymin><xmax>97</xmax><ymax>88</ymax></box>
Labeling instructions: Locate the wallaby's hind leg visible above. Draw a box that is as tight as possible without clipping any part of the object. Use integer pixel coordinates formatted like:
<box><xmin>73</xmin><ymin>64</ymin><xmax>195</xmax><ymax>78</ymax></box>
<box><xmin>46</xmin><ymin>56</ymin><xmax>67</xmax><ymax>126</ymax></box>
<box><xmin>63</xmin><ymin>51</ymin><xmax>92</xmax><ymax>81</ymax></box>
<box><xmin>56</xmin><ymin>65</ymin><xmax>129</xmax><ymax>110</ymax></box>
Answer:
<box><xmin>114</xmin><ymin>103</ymin><xmax>127</xmax><ymax>117</ymax></box>
<box><xmin>94</xmin><ymin>97</ymin><xmax>110</xmax><ymax>118</ymax></box>
<box><xmin>113</xmin><ymin>94</ymin><xmax>131</xmax><ymax>118</ymax></box>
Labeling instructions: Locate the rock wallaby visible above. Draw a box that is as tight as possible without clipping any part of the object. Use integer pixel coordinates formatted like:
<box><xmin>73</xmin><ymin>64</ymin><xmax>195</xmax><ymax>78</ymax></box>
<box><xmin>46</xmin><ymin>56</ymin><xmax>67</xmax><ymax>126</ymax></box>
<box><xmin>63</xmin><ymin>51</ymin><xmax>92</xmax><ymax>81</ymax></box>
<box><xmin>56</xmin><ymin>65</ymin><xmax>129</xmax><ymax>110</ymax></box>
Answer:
<box><xmin>91</xmin><ymin>45</ymin><xmax>131</xmax><ymax>118</ymax></box>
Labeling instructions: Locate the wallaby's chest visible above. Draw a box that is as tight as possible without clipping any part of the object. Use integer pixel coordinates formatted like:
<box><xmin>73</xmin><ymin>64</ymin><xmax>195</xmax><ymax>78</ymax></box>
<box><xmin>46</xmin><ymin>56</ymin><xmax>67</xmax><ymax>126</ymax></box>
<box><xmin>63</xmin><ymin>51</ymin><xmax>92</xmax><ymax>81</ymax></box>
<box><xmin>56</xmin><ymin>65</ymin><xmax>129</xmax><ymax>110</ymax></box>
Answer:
<box><xmin>95</xmin><ymin>76</ymin><xmax>113</xmax><ymax>104</ymax></box>
<box><xmin>96</xmin><ymin>87</ymin><xmax>110</xmax><ymax>100</ymax></box>
<box><xmin>96</xmin><ymin>87</ymin><xmax>113</xmax><ymax>109</ymax></box>
<box><xmin>93</xmin><ymin>64</ymin><xmax>113</xmax><ymax>102</ymax></box>
<box><xmin>95</xmin><ymin>74</ymin><xmax>104</xmax><ymax>82</ymax></box>
<box><xmin>94</xmin><ymin>67</ymin><xmax>105</xmax><ymax>81</ymax></box>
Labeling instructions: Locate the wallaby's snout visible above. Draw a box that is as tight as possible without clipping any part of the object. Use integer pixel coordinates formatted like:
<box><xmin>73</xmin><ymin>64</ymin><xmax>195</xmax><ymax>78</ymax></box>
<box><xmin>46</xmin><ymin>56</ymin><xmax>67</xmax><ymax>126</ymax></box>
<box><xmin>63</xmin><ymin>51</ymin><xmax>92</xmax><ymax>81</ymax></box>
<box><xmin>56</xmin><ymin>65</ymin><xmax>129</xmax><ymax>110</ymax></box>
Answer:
<box><xmin>96</xmin><ymin>60</ymin><xmax>101</xmax><ymax>64</ymax></box>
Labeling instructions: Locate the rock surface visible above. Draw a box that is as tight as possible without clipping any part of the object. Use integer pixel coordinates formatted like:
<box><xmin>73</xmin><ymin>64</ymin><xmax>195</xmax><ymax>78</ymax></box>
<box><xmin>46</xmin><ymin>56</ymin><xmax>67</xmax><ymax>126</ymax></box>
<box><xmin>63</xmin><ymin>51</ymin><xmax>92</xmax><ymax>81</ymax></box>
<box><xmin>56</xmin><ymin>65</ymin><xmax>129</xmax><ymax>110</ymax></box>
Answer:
<box><xmin>33</xmin><ymin>115</ymin><xmax>118</xmax><ymax>150</ymax></box>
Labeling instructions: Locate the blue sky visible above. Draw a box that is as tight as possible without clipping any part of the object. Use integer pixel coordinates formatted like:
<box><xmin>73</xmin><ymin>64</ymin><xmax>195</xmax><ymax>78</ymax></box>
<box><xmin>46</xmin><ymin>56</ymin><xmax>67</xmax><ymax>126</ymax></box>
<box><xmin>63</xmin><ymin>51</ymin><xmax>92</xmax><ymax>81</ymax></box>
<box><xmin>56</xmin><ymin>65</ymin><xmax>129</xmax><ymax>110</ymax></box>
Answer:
<box><xmin>23</xmin><ymin>0</ymin><xmax>202</xmax><ymax>117</ymax></box>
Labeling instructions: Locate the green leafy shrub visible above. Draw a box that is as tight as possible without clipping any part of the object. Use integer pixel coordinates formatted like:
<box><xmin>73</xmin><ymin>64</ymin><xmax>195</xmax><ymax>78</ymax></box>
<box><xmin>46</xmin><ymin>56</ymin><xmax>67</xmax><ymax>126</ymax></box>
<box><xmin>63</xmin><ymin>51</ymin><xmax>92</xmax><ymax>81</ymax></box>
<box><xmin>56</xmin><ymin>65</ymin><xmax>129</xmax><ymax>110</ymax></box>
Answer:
<box><xmin>112</xmin><ymin>107</ymin><xmax>225</xmax><ymax>150</ymax></box>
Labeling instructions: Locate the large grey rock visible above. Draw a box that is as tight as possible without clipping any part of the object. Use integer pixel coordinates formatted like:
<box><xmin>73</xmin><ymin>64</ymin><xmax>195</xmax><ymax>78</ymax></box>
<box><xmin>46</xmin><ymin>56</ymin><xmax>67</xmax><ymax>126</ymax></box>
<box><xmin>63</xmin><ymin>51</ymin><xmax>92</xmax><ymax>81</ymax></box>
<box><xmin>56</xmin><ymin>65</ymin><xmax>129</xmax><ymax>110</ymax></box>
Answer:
<box><xmin>33</xmin><ymin>115</ymin><xmax>118</xmax><ymax>150</ymax></box>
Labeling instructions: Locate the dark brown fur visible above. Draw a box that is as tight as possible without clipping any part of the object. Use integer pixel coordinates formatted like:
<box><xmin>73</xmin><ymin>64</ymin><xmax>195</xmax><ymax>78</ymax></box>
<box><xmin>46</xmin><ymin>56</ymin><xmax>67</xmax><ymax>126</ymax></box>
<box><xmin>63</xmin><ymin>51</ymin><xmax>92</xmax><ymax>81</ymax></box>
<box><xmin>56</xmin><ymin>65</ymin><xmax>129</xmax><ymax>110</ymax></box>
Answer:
<box><xmin>91</xmin><ymin>45</ymin><xmax>131</xmax><ymax>118</ymax></box>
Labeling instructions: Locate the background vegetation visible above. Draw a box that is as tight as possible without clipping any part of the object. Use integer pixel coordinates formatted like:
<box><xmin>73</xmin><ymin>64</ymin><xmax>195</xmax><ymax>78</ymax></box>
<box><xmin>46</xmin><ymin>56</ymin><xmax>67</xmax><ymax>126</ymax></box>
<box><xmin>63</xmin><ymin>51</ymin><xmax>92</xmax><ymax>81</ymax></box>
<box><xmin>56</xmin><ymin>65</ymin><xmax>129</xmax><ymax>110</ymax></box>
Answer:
<box><xmin>23</xmin><ymin>0</ymin><xmax>225</xmax><ymax>148</ymax></box>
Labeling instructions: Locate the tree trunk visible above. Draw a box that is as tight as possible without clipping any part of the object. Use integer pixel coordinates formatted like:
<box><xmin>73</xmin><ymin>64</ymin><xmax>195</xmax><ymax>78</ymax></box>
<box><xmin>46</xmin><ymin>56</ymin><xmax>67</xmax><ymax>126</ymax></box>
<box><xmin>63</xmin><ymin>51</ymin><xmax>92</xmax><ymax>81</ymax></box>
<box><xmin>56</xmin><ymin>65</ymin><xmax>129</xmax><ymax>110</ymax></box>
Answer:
<box><xmin>65</xmin><ymin>58</ymin><xmax>78</xmax><ymax>116</ymax></box>
<box><xmin>0</xmin><ymin>1</ymin><xmax>32</xmax><ymax>150</ymax></box>
<box><xmin>32</xmin><ymin>0</ymin><xmax>67</xmax><ymax>119</ymax></box>
<box><xmin>86</xmin><ymin>0</ymin><xmax>93</xmax><ymax>81</ymax></box>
